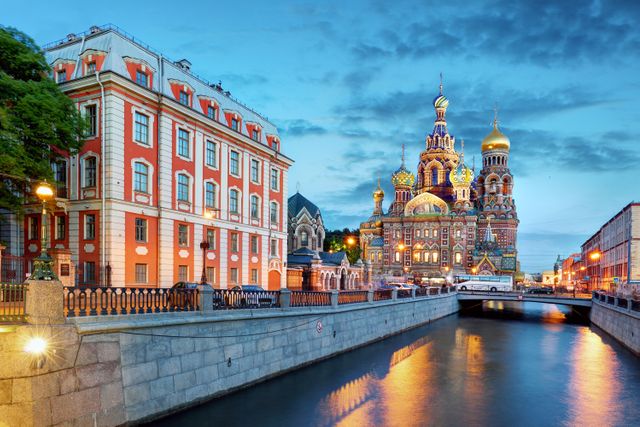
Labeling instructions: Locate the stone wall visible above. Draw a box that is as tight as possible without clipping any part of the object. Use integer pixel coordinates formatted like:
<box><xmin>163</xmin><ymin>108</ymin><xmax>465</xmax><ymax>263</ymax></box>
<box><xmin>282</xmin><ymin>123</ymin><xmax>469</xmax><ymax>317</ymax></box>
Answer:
<box><xmin>0</xmin><ymin>293</ymin><xmax>459</xmax><ymax>426</ymax></box>
<box><xmin>590</xmin><ymin>298</ymin><xmax>640</xmax><ymax>355</ymax></box>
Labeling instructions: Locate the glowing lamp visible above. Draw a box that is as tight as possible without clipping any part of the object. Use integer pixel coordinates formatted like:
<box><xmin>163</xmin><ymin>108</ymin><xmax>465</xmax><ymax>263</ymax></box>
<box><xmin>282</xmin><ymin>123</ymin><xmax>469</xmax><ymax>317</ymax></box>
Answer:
<box><xmin>589</xmin><ymin>251</ymin><xmax>601</xmax><ymax>261</ymax></box>
<box><xmin>471</xmin><ymin>267</ymin><xmax>477</xmax><ymax>274</ymax></box>
<box><xmin>346</xmin><ymin>237</ymin><xmax>356</xmax><ymax>246</ymax></box>
<box><xmin>35</xmin><ymin>182</ymin><xmax>54</xmax><ymax>201</ymax></box>
<box><xmin>398</xmin><ymin>243</ymin><xmax>405</xmax><ymax>251</ymax></box>
<box><xmin>24</xmin><ymin>337</ymin><xmax>47</xmax><ymax>355</ymax></box>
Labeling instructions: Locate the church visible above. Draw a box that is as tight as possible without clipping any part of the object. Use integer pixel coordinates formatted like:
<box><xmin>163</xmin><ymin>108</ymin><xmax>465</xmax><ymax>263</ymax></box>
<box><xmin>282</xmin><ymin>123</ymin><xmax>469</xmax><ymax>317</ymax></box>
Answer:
<box><xmin>359</xmin><ymin>83</ymin><xmax>519</xmax><ymax>282</ymax></box>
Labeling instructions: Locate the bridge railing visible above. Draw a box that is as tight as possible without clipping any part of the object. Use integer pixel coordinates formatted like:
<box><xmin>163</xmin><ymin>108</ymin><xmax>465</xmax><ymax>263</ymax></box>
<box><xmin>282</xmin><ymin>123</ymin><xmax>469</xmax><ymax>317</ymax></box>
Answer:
<box><xmin>0</xmin><ymin>283</ymin><xmax>27</xmax><ymax>323</ymax></box>
<box><xmin>291</xmin><ymin>291</ymin><xmax>331</xmax><ymax>307</ymax></box>
<box><xmin>337</xmin><ymin>291</ymin><xmax>369</xmax><ymax>305</ymax></box>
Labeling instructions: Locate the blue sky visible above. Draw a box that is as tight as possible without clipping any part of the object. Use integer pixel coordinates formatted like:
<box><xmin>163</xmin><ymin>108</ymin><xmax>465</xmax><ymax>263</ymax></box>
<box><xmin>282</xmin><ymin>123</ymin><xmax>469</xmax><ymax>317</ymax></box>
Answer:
<box><xmin>5</xmin><ymin>0</ymin><xmax>640</xmax><ymax>272</ymax></box>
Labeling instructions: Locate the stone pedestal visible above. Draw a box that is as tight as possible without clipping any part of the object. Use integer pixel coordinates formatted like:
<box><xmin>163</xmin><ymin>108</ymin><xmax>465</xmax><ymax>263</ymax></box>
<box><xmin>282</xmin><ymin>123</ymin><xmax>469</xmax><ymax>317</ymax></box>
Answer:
<box><xmin>367</xmin><ymin>289</ymin><xmax>374</xmax><ymax>303</ymax></box>
<box><xmin>391</xmin><ymin>288</ymin><xmax>398</xmax><ymax>300</ymax></box>
<box><xmin>330</xmin><ymin>290</ymin><xmax>339</xmax><ymax>308</ymax></box>
<box><xmin>25</xmin><ymin>279</ymin><xmax>65</xmax><ymax>324</ymax></box>
<box><xmin>198</xmin><ymin>283</ymin><xmax>214</xmax><ymax>313</ymax></box>
<box><xmin>279</xmin><ymin>289</ymin><xmax>291</xmax><ymax>308</ymax></box>
<box><xmin>49</xmin><ymin>248</ymin><xmax>75</xmax><ymax>288</ymax></box>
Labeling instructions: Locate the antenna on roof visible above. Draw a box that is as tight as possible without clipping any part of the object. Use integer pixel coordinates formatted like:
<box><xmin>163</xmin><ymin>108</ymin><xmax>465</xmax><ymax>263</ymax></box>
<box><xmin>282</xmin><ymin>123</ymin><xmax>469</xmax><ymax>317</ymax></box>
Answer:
<box><xmin>439</xmin><ymin>72</ymin><xmax>443</xmax><ymax>95</ymax></box>
<box><xmin>493</xmin><ymin>103</ymin><xmax>499</xmax><ymax>128</ymax></box>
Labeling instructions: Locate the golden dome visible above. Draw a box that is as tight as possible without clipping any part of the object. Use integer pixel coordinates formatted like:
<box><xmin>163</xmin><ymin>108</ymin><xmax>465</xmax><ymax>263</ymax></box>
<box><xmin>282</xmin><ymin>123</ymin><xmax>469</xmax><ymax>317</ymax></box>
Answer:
<box><xmin>481</xmin><ymin>121</ymin><xmax>510</xmax><ymax>152</ymax></box>
<box><xmin>391</xmin><ymin>165</ymin><xmax>415</xmax><ymax>188</ymax></box>
<box><xmin>373</xmin><ymin>178</ymin><xmax>384</xmax><ymax>201</ymax></box>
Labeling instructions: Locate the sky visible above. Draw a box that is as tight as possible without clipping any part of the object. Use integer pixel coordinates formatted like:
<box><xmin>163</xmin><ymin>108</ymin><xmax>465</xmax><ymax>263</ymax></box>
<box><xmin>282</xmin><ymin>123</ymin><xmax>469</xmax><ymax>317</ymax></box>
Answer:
<box><xmin>4</xmin><ymin>0</ymin><xmax>640</xmax><ymax>272</ymax></box>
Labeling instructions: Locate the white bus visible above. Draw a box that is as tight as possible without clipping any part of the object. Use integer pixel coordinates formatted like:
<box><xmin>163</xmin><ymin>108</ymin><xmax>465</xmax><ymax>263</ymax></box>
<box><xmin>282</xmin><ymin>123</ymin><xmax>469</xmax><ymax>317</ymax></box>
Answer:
<box><xmin>454</xmin><ymin>275</ymin><xmax>513</xmax><ymax>292</ymax></box>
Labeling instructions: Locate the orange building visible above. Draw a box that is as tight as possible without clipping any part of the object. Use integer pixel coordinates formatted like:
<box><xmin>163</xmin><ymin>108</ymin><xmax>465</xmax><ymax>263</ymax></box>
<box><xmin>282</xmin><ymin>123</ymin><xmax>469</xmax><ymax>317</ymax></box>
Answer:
<box><xmin>11</xmin><ymin>25</ymin><xmax>292</xmax><ymax>289</ymax></box>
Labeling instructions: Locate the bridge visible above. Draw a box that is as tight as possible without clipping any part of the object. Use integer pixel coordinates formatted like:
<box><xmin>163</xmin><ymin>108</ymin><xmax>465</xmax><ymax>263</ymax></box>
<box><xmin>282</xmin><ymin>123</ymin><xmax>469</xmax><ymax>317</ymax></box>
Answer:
<box><xmin>457</xmin><ymin>291</ymin><xmax>592</xmax><ymax>308</ymax></box>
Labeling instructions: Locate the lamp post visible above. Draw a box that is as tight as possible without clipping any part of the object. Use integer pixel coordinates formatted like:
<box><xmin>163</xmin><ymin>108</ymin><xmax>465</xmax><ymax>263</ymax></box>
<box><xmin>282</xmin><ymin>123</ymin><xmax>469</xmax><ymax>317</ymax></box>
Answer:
<box><xmin>199</xmin><ymin>240</ymin><xmax>210</xmax><ymax>284</ymax></box>
<box><xmin>31</xmin><ymin>181</ymin><xmax>57</xmax><ymax>281</ymax></box>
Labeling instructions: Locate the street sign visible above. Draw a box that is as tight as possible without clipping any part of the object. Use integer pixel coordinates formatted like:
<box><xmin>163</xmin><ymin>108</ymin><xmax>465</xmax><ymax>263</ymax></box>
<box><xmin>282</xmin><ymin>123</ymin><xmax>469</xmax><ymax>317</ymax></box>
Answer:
<box><xmin>316</xmin><ymin>320</ymin><xmax>323</xmax><ymax>334</ymax></box>
<box><xmin>613</xmin><ymin>277</ymin><xmax>619</xmax><ymax>284</ymax></box>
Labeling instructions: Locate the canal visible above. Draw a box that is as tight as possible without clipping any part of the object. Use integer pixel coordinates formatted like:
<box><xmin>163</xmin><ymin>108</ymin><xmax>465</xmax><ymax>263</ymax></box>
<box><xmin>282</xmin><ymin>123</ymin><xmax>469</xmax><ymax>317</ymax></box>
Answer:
<box><xmin>151</xmin><ymin>302</ymin><xmax>640</xmax><ymax>426</ymax></box>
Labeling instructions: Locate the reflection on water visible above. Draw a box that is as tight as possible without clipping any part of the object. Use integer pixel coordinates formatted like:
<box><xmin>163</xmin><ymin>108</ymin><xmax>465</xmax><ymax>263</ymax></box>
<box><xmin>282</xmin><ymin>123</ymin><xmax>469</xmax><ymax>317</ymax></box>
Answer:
<box><xmin>152</xmin><ymin>302</ymin><xmax>640</xmax><ymax>427</ymax></box>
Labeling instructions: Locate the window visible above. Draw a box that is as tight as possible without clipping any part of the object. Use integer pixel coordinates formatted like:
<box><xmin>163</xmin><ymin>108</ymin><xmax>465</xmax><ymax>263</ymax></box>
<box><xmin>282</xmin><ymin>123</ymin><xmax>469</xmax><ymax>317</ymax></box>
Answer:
<box><xmin>135</xmin><ymin>264</ymin><xmax>148</xmax><ymax>283</ymax></box>
<box><xmin>178</xmin><ymin>265</ymin><xmax>188</xmax><ymax>282</ymax></box>
<box><xmin>85</xmin><ymin>105</ymin><xmax>97</xmax><ymax>137</ymax></box>
<box><xmin>57</xmin><ymin>69</ymin><xmax>66</xmax><ymax>83</ymax></box>
<box><xmin>251</xmin><ymin>159</ymin><xmax>260</xmax><ymax>183</ymax></box>
<box><xmin>87</xmin><ymin>62</ymin><xmax>96</xmax><ymax>74</ymax></box>
<box><xmin>432</xmin><ymin>251</ymin><xmax>439</xmax><ymax>263</ymax></box>
<box><xmin>134</xmin><ymin>112</ymin><xmax>149</xmax><ymax>144</ymax></box>
<box><xmin>230</xmin><ymin>233</ymin><xmax>238</xmax><ymax>253</ymax></box>
<box><xmin>179</xmin><ymin>90</ymin><xmax>189</xmax><ymax>106</ymax></box>
<box><xmin>251</xmin><ymin>235</ymin><xmax>258</xmax><ymax>254</ymax></box>
<box><xmin>231</xmin><ymin>118</ymin><xmax>239</xmax><ymax>131</ymax></box>
<box><xmin>134</xmin><ymin>162</ymin><xmax>149</xmax><ymax>193</ymax></box>
<box><xmin>206</xmin><ymin>141</ymin><xmax>217</xmax><ymax>167</ymax></box>
<box><xmin>84</xmin><ymin>157</ymin><xmax>97</xmax><ymax>188</ymax></box>
<box><xmin>230</xmin><ymin>151</ymin><xmax>240</xmax><ymax>176</ymax></box>
<box><xmin>250</xmin><ymin>195</ymin><xmax>259</xmax><ymax>219</ymax></box>
<box><xmin>207</xmin><ymin>106</ymin><xmax>216</xmax><ymax>120</ymax></box>
<box><xmin>455</xmin><ymin>252</ymin><xmax>462</xmax><ymax>264</ymax></box>
<box><xmin>206</xmin><ymin>229</ymin><xmax>216</xmax><ymax>249</ymax></box>
<box><xmin>270</xmin><ymin>169</ymin><xmax>279</xmax><ymax>191</ymax></box>
<box><xmin>251</xmin><ymin>129</ymin><xmax>259</xmax><ymax>141</ymax></box>
<box><xmin>456</xmin><ymin>229</ymin><xmax>462</xmax><ymax>238</ymax></box>
<box><xmin>136</xmin><ymin>70</ymin><xmax>148</xmax><ymax>87</ymax></box>
<box><xmin>135</xmin><ymin>218</ymin><xmax>147</xmax><ymax>243</ymax></box>
<box><xmin>177</xmin><ymin>174</ymin><xmax>189</xmax><ymax>202</ymax></box>
<box><xmin>206</xmin><ymin>267</ymin><xmax>215</xmax><ymax>284</ymax></box>
<box><xmin>55</xmin><ymin>216</ymin><xmax>65</xmax><ymax>240</ymax></box>
<box><xmin>178</xmin><ymin>129</ymin><xmax>190</xmax><ymax>158</ymax></box>
<box><xmin>270</xmin><ymin>239</ymin><xmax>278</xmax><ymax>257</ymax></box>
<box><xmin>301</xmin><ymin>231</ymin><xmax>309</xmax><ymax>246</ymax></box>
<box><xmin>434</xmin><ymin>229</ymin><xmax>439</xmax><ymax>238</ymax></box>
<box><xmin>272</xmin><ymin>139</ymin><xmax>279</xmax><ymax>152</ymax></box>
<box><xmin>270</xmin><ymin>202</ymin><xmax>278</xmax><ymax>224</ymax></box>
<box><xmin>84</xmin><ymin>262</ymin><xmax>96</xmax><ymax>284</ymax></box>
<box><xmin>230</xmin><ymin>268</ymin><xmax>238</xmax><ymax>284</ymax></box>
<box><xmin>85</xmin><ymin>214</ymin><xmax>96</xmax><ymax>240</ymax></box>
<box><xmin>205</xmin><ymin>182</ymin><xmax>216</xmax><ymax>208</ymax></box>
<box><xmin>28</xmin><ymin>217</ymin><xmax>38</xmax><ymax>240</ymax></box>
<box><xmin>395</xmin><ymin>251</ymin><xmax>400</xmax><ymax>262</ymax></box>
<box><xmin>431</xmin><ymin>168</ymin><xmax>438</xmax><ymax>185</ymax></box>
<box><xmin>230</xmin><ymin>189</ymin><xmax>239</xmax><ymax>214</ymax></box>
<box><xmin>251</xmin><ymin>269</ymin><xmax>258</xmax><ymax>284</ymax></box>
<box><xmin>178</xmin><ymin>224</ymin><xmax>188</xmax><ymax>247</ymax></box>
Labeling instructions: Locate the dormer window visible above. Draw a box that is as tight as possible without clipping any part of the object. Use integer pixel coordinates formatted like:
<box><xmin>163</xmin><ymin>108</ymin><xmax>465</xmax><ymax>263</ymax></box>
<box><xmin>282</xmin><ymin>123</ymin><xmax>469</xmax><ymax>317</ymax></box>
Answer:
<box><xmin>136</xmin><ymin>70</ymin><xmax>148</xmax><ymax>87</ymax></box>
<box><xmin>273</xmin><ymin>139</ymin><xmax>280</xmax><ymax>151</ymax></box>
<box><xmin>251</xmin><ymin>129</ymin><xmax>259</xmax><ymax>141</ymax></box>
<box><xmin>87</xmin><ymin>62</ymin><xmax>96</xmax><ymax>73</ymax></box>
<box><xmin>57</xmin><ymin>70</ymin><xmax>67</xmax><ymax>83</ymax></box>
<box><xmin>231</xmin><ymin>118</ymin><xmax>239</xmax><ymax>131</ymax></box>
<box><xmin>179</xmin><ymin>91</ymin><xmax>190</xmax><ymax>106</ymax></box>
<box><xmin>207</xmin><ymin>106</ymin><xmax>216</xmax><ymax>120</ymax></box>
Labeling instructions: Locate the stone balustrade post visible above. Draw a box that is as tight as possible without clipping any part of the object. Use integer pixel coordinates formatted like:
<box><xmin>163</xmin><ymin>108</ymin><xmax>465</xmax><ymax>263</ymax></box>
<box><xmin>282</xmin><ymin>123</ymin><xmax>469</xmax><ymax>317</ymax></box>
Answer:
<box><xmin>279</xmin><ymin>288</ymin><xmax>291</xmax><ymax>308</ymax></box>
<box><xmin>628</xmin><ymin>299</ymin><xmax>633</xmax><ymax>311</ymax></box>
<box><xmin>367</xmin><ymin>289</ymin><xmax>374</xmax><ymax>303</ymax></box>
<box><xmin>391</xmin><ymin>288</ymin><xmax>398</xmax><ymax>300</ymax></box>
<box><xmin>330</xmin><ymin>290</ymin><xmax>339</xmax><ymax>308</ymax></box>
<box><xmin>25</xmin><ymin>279</ymin><xmax>65</xmax><ymax>324</ymax></box>
<box><xmin>197</xmin><ymin>283</ymin><xmax>214</xmax><ymax>314</ymax></box>
<box><xmin>437</xmin><ymin>287</ymin><xmax>442</xmax><ymax>295</ymax></box>
<box><xmin>411</xmin><ymin>287</ymin><xmax>417</xmax><ymax>298</ymax></box>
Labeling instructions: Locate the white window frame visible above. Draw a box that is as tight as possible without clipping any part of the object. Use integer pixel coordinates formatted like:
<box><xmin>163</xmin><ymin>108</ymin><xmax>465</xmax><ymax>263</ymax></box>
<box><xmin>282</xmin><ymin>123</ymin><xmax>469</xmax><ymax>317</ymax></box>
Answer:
<box><xmin>204</xmin><ymin>179</ymin><xmax>218</xmax><ymax>209</ymax></box>
<box><xmin>205</xmin><ymin>139</ymin><xmax>218</xmax><ymax>170</ymax></box>
<box><xmin>270</xmin><ymin>168</ymin><xmax>280</xmax><ymax>192</ymax></box>
<box><xmin>80</xmin><ymin>152</ymin><xmax>100</xmax><ymax>190</ymax></box>
<box><xmin>250</xmin><ymin>194</ymin><xmax>261</xmax><ymax>220</ymax></box>
<box><xmin>270</xmin><ymin>239</ymin><xmax>278</xmax><ymax>257</ymax></box>
<box><xmin>135</xmin><ymin>263</ymin><xmax>148</xmax><ymax>284</ymax></box>
<box><xmin>131</xmin><ymin>158</ymin><xmax>154</xmax><ymax>201</ymax></box>
<box><xmin>270</xmin><ymin>201</ymin><xmax>279</xmax><ymax>225</ymax></box>
<box><xmin>174</xmin><ymin>170</ymin><xmax>194</xmax><ymax>205</ymax></box>
<box><xmin>229</xmin><ymin>187</ymin><xmax>241</xmax><ymax>215</ymax></box>
<box><xmin>229</xmin><ymin>150</ymin><xmax>241</xmax><ymax>177</ymax></box>
<box><xmin>84</xmin><ymin>214</ymin><xmax>96</xmax><ymax>240</ymax></box>
<box><xmin>250</xmin><ymin>158</ymin><xmax>260</xmax><ymax>184</ymax></box>
<box><xmin>175</xmin><ymin>125</ymin><xmax>193</xmax><ymax>161</ymax></box>
<box><xmin>131</xmin><ymin>106</ymin><xmax>155</xmax><ymax>148</ymax></box>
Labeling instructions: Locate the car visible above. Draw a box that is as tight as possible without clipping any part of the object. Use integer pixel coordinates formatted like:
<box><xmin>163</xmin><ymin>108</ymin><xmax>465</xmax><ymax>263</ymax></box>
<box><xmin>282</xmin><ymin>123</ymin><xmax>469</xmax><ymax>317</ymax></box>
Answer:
<box><xmin>527</xmin><ymin>287</ymin><xmax>554</xmax><ymax>295</ymax></box>
<box><xmin>228</xmin><ymin>285</ymin><xmax>276</xmax><ymax>308</ymax></box>
<box><xmin>169</xmin><ymin>282</ymin><xmax>200</xmax><ymax>309</ymax></box>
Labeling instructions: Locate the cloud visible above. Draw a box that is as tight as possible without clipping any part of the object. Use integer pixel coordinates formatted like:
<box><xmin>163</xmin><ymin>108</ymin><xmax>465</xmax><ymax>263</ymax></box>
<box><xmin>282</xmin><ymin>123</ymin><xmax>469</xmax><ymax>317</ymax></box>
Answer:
<box><xmin>279</xmin><ymin>119</ymin><xmax>328</xmax><ymax>137</ymax></box>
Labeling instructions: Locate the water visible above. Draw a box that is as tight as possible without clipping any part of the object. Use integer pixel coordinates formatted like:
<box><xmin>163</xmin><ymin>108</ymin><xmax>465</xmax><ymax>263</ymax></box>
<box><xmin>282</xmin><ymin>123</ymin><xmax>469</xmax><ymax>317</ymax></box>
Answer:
<box><xmin>152</xmin><ymin>303</ymin><xmax>640</xmax><ymax>427</ymax></box>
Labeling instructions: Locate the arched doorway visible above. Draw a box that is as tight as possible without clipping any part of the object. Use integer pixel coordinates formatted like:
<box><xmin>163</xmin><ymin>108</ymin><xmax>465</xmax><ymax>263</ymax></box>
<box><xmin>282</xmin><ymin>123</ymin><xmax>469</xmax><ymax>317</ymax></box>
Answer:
<box><xmin>340</xmin><ymin>273</ymin><xmax>346</xmax><ymax>290</ymax></box>
<box><xmin>268</xmin><ymin>270</ymin><xmax>281</xmax><ymax>290</ymax></box>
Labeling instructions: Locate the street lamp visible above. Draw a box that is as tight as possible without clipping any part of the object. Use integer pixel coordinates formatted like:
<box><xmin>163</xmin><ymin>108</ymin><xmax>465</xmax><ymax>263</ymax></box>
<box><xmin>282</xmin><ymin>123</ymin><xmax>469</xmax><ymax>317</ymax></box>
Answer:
<box><xmin>346</xmin><ymin>236</ymin><xmax>356</xmax><ymax>247</ymax></box>
<box><xmin>31</xmin><ymin>181</ymin><xmax>57</xmax><ymax>280</ymax></box>
<box><xmin>471</xmin><ymin>267</ymin><xmax>477</xmax><ymax>274</ymax></box>
<box><xmin>199</xmin><ymin>240</ymin><xmax>210</xmax><ymax>284</ymax></box>
<box><xmin>589</xmin><ymin>251</ymin><xmax>601</xmax><ymax>261</ymax></box>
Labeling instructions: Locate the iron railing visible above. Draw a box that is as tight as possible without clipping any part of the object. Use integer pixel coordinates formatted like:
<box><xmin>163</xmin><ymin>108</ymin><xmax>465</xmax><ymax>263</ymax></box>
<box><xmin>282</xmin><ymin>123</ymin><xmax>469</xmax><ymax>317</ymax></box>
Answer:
<box><xmin>415</xmin><ymin>287</ymin><xmax>429</xmax><ymax>297</ymax></box>
<box><xmin>64</xmin><ymin>286</ymin><xmax>198</xmax><ymax>317</ymax></box>
<box><xmin>632</xmin><ymin>300</ymin><xmax>640</xmax><ymax>312</ymax></box>
<box><xmin>397</xmin><ymin>289</ymin><xmax>413</xmax><ymax>299</ymax></box>
<box><xmin>373</xmin><ymin>289</ymin><xmax>392</xmax><ymax>301</ymax></box>
<box><xmin>212</xmin><ymin>289</ymin><xmax>280</xmax><ymax>310</ymax></box>
<box><xmin>337</xmin><ymin>291</ymin><xmax>368</xmax><ymax>305</ymax></box>
<box><xmin>0</xmin><ymin>283</ymin><xmax>27</xmax><ymax>322</ymax></box>
<box><xmin>429</xmin><ymin>288</ymin><xmax>439</xmax><ymax>295</ymax></box>
<box><xmin>291</xmin><ymin>291</ymin><xmax>331</xmax><ymax>307</ymax></box>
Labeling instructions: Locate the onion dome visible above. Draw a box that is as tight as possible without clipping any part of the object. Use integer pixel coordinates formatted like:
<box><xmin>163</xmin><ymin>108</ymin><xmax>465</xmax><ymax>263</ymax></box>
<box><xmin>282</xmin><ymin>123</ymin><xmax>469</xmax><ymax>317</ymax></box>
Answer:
<box><xmin>433</xmin><ymin>94</ymin><xmax>449</xmax><ymax>110</ymax></box>
<box><xmin>391</xmin><ymin>164</ymin><xmax>415</xmax><ymax>187</ymax></box>
<box><xmin>481</xmin><ymin>119</ymin><xmax>510</xmax><ymax>152</ymax></box>
<box><xmin>450</xmin><ymin>162</ymin><xmax>474</xmax><ymax>186</ymax></box>
<box><xmin>373</xmin><ymin>178</ymin><xmax>385</xmax><ymax>201</ymax></box>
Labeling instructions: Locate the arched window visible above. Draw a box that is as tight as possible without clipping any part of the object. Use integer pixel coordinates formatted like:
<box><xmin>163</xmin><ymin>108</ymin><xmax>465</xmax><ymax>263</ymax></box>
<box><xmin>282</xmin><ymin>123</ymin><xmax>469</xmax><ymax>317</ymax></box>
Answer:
<box><xmin>395</xmin><ymin>251</ymin><xmax>400</xmax><ymax>262</ymax></box>
<box><xmin>301</xmin><ymin>230</ymin><xmax>308</xmax><ymax>246</ymax></box>
<box><xmin>431</xmin><ymin>168</ymin><xmax>438</xmax><ymax>185</ymax></box>
<box><xmin>177</xmin><ymin>174</ymin><xmax>189</xmax><ymax>201</ymax></box>
<box><xmin>134</xmin><ymin>162</ymin><xmax>149</xmax><ymax>193</ymax></box>
<box><xmin>455</xmin><ymin>252</ymin><xmax>462</xmax><ymax>264</ymax></box>
<box><xmin>83</xmin><ymin>156</ymin><xmax>97</xmax><ymax>188</ymax></box>
<box><xmin>432</xmin><ymin>251</ymin><xmax>439</xmax><ymax>263</ymax></box>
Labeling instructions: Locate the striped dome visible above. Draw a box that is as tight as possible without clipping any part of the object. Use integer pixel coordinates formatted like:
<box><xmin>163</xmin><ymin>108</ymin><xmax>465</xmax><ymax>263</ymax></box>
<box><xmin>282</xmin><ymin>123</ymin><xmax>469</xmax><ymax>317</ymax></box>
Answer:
<box><xmin>433</xmin><ymin>94</ymin><xmax>449</xmax><ymax>109</ymax></box>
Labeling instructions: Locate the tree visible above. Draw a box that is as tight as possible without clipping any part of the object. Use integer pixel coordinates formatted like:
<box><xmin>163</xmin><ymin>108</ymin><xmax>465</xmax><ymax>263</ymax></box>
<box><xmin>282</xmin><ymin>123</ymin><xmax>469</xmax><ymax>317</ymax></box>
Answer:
<box><xmin>0</xmin><ymin>26</ymin><xmax>84</xmax><ymax>214</ymax></box>
<box><xmin>323</xmin><ymin>228</ymin><xmax>362</xmax><ymax>264</ymax></box>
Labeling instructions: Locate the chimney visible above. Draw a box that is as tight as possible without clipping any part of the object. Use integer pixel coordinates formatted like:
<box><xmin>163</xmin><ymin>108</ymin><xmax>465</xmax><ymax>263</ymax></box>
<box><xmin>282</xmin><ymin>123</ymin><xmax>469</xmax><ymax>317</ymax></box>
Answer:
<box><xmin>175</xmin><ymin>59</ymin><xmax>192</xmax><ymax>72</ymax></box>
<box><xmin>66</xmin><ymin>33</ymin><xmax>77</xmax><ymax>42</ymax></box>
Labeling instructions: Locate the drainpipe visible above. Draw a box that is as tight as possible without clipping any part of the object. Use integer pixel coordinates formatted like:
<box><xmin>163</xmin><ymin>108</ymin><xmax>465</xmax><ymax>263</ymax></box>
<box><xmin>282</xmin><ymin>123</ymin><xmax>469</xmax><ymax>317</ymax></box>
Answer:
<box><xmin>96</xmin><ymin>71</ymin><xmax>106</xmax><ymax>286</ymax></box>
<box><xmin>156</xmin><ymin>55</ymin><xmax>164</xmax><ymax>287</ymax></box>
<box><xmin>73</xmin><ymin>36</ymin><xmax>86</xmax><ymax>79</ymax></box>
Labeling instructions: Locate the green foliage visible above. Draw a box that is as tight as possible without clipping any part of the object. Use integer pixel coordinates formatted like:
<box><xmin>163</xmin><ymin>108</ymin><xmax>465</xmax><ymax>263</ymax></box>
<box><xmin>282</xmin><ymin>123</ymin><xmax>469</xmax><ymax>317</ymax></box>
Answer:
<box><xmin>0</xmin><ymin>26</ymin><xmax>84</xmax><ymax>214</ymax></box>
<box><xmin>323</xmin><ymin>228</ymin><xmax>362</xmax><ymax>264</ymax></box>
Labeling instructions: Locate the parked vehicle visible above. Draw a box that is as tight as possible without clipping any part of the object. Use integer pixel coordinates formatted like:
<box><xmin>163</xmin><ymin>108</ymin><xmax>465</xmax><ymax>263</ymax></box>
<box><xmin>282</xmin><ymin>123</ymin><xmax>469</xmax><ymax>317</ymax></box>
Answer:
<box><xmin>527</xmin><ymin>286</ymin><xmax>554</xmax><ymax>295</ymax></box>
<box><xmin>229</xmin><ymin>285</ymin><xmax>276</xmax><ymax>308</ymax></box>
<box><xmin>169</xmin><ymin>282</ymin><xmax>199</xmax><ymax>309</ymax></box>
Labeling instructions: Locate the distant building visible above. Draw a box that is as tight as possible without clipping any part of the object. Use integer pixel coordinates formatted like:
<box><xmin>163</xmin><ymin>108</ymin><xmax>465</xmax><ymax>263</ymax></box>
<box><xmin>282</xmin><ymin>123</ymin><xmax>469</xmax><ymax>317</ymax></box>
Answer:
<box><xmin>359</xmin><ymin>83</ymin><xmax>518</xmax><ymax>283</ymax></box>
<box><xmin>287</xmin><ymin>192</ymin><xmax>368</xmax><ymax>290</ymax></box>
<box><xmin>541</xmin><ymin>271</ymin><xmax>556</xmax><ymax>285</ymax></box>
<box><xmin>560</xmin><ymin>253</ymin><xmax>582</xmax><ymax>289</ymax></box>
<box><xmin>581</xmin><ymin>202</ymin><xmax>640</xmax><ymax>292</ymax></box>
